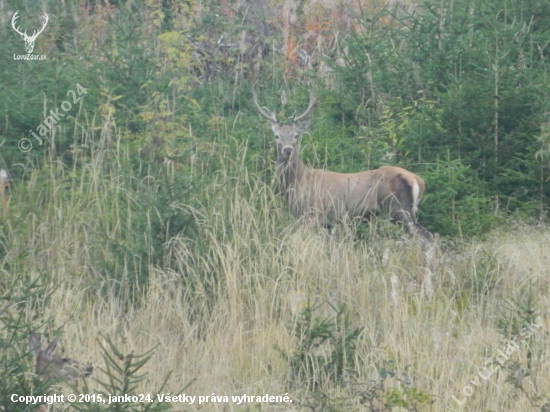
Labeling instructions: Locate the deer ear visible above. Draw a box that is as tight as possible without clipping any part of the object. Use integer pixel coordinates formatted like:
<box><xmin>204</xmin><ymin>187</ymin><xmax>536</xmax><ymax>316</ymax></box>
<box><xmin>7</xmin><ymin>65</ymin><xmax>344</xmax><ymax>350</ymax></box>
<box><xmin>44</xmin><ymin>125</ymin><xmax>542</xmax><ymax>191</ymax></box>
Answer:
<box><xmin>296</xmin><ymin>117</ymin><xmax>311</xmax><ymax>134</ymax></box>
<box><xmin>29</xmin><ymin>334</ymin><xmax>41</xmax><ymax>355</ymax></box>
<box><xmin>44</xmin><ymin>336</ymin><xmax>60</xmax><ymax>356</ymax></box>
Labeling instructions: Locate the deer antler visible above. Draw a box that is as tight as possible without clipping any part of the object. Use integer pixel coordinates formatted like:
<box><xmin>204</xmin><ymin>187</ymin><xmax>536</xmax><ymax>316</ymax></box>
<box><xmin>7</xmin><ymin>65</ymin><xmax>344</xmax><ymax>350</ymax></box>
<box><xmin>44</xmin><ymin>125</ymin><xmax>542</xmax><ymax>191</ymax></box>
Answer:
<box><xmin>292</xmin><ymin>88</ymin><xmax>315</xmax><ymax>123</ymax></box>
<box><xmin>252</xmin><ymin>86</ymin><xmax>279</xmax><ymax>123</ymax></box>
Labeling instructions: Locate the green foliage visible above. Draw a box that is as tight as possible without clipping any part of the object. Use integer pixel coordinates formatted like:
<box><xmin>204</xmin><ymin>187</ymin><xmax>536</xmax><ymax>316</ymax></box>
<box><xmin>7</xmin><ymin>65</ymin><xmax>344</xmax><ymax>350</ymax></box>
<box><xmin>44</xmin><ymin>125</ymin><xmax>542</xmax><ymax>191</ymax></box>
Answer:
<box><xmin>422</xmin><ymin>153</ymin><xmax>497</xmax><ymax>238</ymax></box>
<box><xmin>300</xmin><ymin>359</ymin><xmax>432</xmax><ymax>411</ymax></box>
<box><xmin>2</xmin><ymin>2</ymin><xmax>550</xmax><ymax>411</ymax></box>
<box><xmin>71</xmin><ymin>335</ymin><xmax>188</xmax><ymax>411</ymax></box>
<box><xmin>368</xmin><ymin>360</ymin><xmax>432</xmax><ymax>411</ymax></box>
<box><xmin>335</xmin><ymin>0</ymin><xmax>550</xmax><ymax>230</ymax></box>
<box><xmin>2</xmin><ymin>0</ymin><xmax>550</xmax><ymax>240</ymax></box>
<box><xmin>276</xmin><ymin>301</ymin><xmax>363</xmax><ymax>391</ymax></box>
<box><xmin>0</xmin><ymin>276</ymin><xmax>55</xmax><ymax>411</ymax></box>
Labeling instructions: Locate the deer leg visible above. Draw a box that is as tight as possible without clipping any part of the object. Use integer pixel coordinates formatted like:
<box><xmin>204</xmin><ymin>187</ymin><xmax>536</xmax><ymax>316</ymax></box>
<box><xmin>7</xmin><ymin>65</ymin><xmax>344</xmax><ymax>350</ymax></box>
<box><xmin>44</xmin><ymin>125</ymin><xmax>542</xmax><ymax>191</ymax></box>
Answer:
<box><xmin>390</xmin><ymin>203</ymin><xmax>433</xmax><ymax>244</ymax></box>
<box><xmin>390</xmin><ymin>207</ymin><xmax>415</xmax><ymax>235</ymax></box>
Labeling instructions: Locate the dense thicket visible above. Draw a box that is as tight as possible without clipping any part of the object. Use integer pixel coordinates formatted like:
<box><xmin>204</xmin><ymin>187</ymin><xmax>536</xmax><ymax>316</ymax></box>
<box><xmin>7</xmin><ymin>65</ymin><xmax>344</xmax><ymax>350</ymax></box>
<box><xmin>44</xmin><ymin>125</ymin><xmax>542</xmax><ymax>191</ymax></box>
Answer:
<box><xmin>1</xmin><ymin>0</ymin><xmax>549</xmax><ymax>240</ymax></box>
<box><xmin>335</xmin><ymin>0</ymin><xmax>550</xmax><ymax>235</ymax></box>
<box><xmin>2</xmin><ymin>3</ymin><xmax>550</xmax><ymax>409</ymax></box>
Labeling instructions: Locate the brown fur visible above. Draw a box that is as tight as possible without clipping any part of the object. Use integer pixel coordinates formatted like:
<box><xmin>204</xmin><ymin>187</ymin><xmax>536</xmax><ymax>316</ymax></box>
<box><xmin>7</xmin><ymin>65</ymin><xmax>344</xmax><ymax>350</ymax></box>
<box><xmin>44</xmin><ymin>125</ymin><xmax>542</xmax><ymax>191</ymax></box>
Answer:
<box><xmin>30</xmin><ymin>334</ymin><xmax>93</xmax><ymax>412</ymax></box>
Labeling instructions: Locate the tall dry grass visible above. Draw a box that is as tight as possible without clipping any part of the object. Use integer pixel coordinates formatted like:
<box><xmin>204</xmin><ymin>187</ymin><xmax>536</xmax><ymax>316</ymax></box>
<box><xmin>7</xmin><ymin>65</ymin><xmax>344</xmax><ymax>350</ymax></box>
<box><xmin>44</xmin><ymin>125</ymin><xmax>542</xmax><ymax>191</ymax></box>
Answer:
<box><xmin>2</xmin><ymin>123</ymin><xmax>550</xmax><ymax>411</ymax></box>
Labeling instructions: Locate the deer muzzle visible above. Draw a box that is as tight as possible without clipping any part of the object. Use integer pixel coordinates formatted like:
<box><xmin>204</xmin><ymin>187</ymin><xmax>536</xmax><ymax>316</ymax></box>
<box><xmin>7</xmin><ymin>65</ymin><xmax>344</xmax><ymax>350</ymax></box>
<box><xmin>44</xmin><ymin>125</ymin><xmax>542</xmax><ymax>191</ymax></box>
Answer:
<box><xmin>282</xmin><ymin>146</ymin><xmax>293</xmax><ymax>157</ymax></box>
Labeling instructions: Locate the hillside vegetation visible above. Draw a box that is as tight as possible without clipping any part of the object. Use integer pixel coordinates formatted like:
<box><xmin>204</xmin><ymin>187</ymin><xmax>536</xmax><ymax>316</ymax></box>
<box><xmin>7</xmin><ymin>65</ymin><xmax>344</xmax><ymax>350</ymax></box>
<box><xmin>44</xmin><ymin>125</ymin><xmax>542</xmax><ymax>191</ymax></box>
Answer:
<box><xmin>1</xmin><ymin>0</ymin><xmax>550</xmax><ymax>411</ymax></box>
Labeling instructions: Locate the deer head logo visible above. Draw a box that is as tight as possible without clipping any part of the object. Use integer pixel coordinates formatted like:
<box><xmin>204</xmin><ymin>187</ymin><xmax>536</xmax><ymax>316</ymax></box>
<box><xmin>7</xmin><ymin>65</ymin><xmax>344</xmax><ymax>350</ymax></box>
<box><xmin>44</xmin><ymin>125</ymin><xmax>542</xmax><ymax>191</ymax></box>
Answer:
<box><xmin>11</xmin><ymin>11</ymin><xmax>49</xmax><ymax>54</ymax></box>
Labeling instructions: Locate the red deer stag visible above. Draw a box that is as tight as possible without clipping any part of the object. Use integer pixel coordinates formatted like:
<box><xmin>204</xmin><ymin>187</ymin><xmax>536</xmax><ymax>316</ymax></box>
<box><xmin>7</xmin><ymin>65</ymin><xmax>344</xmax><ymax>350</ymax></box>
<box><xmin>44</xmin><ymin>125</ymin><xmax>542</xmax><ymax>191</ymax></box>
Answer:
<box><xmin>30</xmin><ymin>334</ymin><xmax>93</xmax><ymax>412</ymax></box>
<box><xmin>252</xmin><ymin>87</ymin><xmax>433</xmax><ymax>244</ymax></box>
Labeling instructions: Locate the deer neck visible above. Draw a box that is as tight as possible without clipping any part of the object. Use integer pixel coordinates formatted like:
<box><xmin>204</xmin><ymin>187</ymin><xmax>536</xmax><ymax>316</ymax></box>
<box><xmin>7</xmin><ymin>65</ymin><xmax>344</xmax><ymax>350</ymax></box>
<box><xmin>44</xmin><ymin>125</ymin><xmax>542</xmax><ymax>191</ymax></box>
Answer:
<box><xmin>277</xmin><ymin>150</ymin><xmax>306</xmax><ymax>192</ymax></box>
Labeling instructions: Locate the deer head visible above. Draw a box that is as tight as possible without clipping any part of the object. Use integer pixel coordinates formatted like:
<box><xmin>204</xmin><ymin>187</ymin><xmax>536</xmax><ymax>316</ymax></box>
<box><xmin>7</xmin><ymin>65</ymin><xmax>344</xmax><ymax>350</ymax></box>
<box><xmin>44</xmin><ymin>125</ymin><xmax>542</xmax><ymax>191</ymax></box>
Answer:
<box><xmin>29</xmin><ymin>334</ymin><xmax>93</xmax><ymax>381</ymax></box>
<box><xmin>11</xmin><ymin>11</ymin><xmax>49</xmax><ymax>54</ymax></box>
<box><xmin>252</xmin><ymin>87</ymin><xmax>315</xmax><ymax>163</ymax></box>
